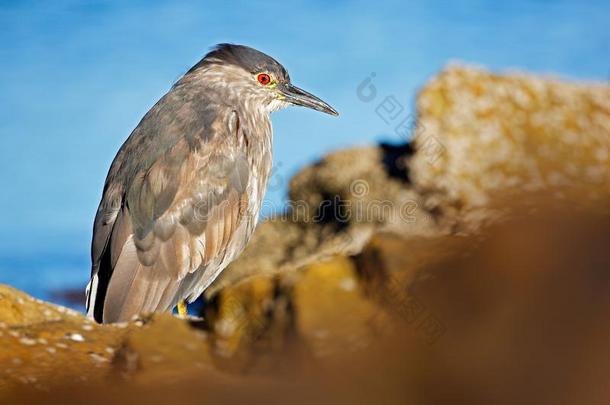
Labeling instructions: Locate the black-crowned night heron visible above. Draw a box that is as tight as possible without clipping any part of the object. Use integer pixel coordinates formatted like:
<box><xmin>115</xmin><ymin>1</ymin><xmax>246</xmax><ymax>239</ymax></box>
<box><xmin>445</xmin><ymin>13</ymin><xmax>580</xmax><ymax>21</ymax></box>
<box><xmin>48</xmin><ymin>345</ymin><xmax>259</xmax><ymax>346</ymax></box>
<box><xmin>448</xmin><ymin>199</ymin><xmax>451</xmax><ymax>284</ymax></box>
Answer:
<box><xmin>86</xmin><ymin>44</ymin><xmax>337</xmax><ymax>323</ymax></box>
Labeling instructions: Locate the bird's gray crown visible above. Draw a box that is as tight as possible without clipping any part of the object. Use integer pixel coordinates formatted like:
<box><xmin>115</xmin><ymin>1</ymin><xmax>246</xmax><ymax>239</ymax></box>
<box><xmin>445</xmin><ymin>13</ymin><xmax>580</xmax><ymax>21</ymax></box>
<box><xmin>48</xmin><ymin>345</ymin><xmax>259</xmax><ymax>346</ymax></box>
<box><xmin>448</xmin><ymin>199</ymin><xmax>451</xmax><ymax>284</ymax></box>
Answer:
<box><xmin>187</xmin><ymin>43</ymin><xmax>290</xmax><ymax>82</ymax></box>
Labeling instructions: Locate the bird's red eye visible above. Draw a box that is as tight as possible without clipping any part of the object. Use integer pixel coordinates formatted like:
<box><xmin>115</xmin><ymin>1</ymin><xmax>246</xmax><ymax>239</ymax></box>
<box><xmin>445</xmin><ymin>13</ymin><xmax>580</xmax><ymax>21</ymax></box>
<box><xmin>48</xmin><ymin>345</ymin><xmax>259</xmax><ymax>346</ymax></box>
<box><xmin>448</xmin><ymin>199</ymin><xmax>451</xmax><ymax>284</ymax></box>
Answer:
<box><xmin>257</xmin><ymin>73</ymin><xmax>271</xmax><ymax>85</ymax></box>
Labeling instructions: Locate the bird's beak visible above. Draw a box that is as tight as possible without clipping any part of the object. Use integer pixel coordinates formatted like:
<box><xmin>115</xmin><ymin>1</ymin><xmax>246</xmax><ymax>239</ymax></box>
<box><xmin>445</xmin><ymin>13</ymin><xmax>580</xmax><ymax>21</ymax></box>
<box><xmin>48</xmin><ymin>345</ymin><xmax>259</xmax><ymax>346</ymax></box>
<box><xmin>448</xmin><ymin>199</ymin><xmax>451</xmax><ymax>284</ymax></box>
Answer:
<box><xmin>280</xmin><ymin>84</ymin><xmax>339</xmax><ymax>116</ymax></box>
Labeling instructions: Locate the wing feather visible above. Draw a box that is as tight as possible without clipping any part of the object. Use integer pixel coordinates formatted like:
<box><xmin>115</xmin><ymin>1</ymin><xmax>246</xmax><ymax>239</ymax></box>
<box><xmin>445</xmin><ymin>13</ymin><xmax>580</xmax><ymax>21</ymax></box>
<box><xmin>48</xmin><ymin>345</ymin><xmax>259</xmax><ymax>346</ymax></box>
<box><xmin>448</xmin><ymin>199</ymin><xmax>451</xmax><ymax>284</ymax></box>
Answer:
<box><xmin>88</xmin><ymin>132</ymin><xmax>252</xmax><ymax>323</ymax></box>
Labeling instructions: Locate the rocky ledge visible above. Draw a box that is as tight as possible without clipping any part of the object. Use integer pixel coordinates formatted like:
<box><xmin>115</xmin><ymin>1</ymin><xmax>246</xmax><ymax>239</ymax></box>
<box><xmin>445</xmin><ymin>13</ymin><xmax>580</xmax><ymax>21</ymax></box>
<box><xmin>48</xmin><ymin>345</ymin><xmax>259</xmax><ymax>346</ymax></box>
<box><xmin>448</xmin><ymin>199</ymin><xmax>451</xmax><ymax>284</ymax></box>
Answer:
<box><xmin>2</xmin><ymin>66</ymin><xmax>609</xmax><ymax>404</ymax></box>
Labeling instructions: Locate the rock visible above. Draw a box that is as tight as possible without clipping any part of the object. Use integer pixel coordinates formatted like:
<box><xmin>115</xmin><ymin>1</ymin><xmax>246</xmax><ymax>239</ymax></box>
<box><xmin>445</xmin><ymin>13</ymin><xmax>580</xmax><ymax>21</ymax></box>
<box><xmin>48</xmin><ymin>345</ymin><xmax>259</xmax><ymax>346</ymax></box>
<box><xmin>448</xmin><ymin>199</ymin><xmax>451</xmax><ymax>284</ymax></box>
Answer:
<box><xmin>292</xmin><ymin>257</ymin><xmax>389</xmax><ymax>357</ymax></box>
<box><xmin>0</xmin><ymin>285</ymin><xmax>82</xmax><ymax>326</ymax></box>
<box><xmin>0</xmin><ymin>285</ymin><xmax>217</xmax><ymax>393</ymax></box>
<box><xmin>0</xmin><ymin>285</ymin><xmax>123</xmax><ymax>391</ymax></box>
<box><xmin>6</xmin><ymin>203</ymin><xmax>610</xmax><ymax>404</ymax></box>
<box><xmin>409</xmin><ymin>65</ymin><xmax>610</xmax><ymax>223</ymax></box>
<box><xmin>204</xmin><ymin>275</ymin><xmax>286</xmax><ymax>365</ymax></box>
<box><xmin>111</xmin><ymin>314</ymin><xmax>213</xmax><ymax>384</ymax></box>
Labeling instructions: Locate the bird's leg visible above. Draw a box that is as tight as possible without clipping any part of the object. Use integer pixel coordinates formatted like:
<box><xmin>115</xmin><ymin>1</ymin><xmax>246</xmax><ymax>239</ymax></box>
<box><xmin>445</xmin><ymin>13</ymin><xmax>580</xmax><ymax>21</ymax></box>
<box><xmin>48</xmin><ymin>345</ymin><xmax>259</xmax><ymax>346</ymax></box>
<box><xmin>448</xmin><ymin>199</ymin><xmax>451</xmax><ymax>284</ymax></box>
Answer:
<box><xmin>177</xmin><ymin>300</ymin><xmax>188</xmax><ymax>317</ymax></box>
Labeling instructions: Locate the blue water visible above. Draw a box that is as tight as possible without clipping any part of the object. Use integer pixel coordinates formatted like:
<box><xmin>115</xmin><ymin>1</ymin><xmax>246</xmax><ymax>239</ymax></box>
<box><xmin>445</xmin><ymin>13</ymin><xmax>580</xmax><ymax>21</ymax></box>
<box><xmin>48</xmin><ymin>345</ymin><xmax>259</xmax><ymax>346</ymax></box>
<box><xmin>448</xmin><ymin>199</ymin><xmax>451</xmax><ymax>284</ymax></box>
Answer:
<box><xmin>0</xmin><ymin>254</ymin><xmax>88</xmax><ymax>309</ymax></box>
<box><xmin>1</xmin><ymin>0</ymin><xmax>609</xmax><ymax>307</ymax></box>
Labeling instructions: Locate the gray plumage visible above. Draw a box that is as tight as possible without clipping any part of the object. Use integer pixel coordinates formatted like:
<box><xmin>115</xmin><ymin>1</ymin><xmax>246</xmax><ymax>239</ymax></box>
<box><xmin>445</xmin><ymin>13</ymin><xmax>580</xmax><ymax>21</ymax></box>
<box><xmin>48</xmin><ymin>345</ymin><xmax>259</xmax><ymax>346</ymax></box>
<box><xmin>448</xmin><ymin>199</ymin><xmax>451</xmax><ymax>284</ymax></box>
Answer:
<box><xmin>86</xmin><ymin>44</ymin><xmax>337</xmax><ymax>323</ymax></box>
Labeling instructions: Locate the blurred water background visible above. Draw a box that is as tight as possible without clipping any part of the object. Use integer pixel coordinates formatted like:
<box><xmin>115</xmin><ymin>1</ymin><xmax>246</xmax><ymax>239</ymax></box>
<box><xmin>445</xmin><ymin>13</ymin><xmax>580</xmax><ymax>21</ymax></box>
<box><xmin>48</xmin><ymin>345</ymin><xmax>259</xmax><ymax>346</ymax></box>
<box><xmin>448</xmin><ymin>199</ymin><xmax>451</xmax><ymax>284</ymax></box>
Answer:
<box><xmin>1</xmin><ymin>0</ymin><xmax>609</xmax><ymax>307</ymax></box>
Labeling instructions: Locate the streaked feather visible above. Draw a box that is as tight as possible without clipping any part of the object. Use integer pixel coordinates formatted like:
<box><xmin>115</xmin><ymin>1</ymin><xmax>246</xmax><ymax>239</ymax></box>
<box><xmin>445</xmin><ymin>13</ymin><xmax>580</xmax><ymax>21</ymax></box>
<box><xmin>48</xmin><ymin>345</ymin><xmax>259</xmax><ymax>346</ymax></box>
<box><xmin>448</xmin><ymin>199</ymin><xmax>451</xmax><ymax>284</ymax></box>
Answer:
<box><xmin>87</xmin><ymin>102</ymin><xmax>269</xmax><ymax>323</ymax></box>
<box><xmin>86</xmin><ymin>45</ymin><xmax>285</xmax><ymax>323</ymax></box>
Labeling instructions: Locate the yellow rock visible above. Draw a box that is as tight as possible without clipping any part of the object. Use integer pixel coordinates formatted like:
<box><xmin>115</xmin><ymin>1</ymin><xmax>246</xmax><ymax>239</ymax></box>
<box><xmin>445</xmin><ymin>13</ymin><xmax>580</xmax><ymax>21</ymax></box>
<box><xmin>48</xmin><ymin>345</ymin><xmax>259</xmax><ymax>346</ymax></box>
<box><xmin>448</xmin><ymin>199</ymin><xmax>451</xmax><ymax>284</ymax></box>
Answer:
<box><xmin>293</xmin><ymin>256</ymin><xmax>387</xmax><ymax>357</ymax></box>
<box><xmin>0</xmin><ymin>284</ymin><xmax>82</xmax><ymax>326</ymax></box>
<box><xmin>0</xmin><ymin>285</ymin><xmax>124</xmax><ymax>391</ymax></box>
<box><xmin>208</xmin><ymin>276</ymin><xmax>278</xmax><ymax>361</ymax></box>
<box><xmin>0</xmin><ymin>285</ymin><xmax>214</xmax><ymax>393</ymax></box>
<box><xmin>410</xmin><ymin>65</ymin><xmax>610</xmax><ymax>209</ymax></box>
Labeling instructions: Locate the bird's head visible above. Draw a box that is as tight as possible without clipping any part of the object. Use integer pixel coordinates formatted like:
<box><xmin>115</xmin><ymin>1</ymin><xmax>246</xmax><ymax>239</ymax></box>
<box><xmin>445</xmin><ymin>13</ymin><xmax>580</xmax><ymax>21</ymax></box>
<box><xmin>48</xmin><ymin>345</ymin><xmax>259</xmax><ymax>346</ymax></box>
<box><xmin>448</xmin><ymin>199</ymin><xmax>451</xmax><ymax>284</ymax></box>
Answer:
<box><xmin>184</xmin><ymin>44</ymin><xmax>338</xmax><ymax>116</ymax></box>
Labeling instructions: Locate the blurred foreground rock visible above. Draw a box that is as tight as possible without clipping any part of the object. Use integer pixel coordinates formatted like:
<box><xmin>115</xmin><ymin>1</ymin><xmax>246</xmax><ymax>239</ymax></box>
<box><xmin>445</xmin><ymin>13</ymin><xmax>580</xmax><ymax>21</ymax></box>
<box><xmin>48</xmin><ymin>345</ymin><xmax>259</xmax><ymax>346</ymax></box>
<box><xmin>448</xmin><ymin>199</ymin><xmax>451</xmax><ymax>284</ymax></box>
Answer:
<box><xmin>2</xmin><ymin>65</ymin><xmax>610</xmax><ymax>404</ymax></box>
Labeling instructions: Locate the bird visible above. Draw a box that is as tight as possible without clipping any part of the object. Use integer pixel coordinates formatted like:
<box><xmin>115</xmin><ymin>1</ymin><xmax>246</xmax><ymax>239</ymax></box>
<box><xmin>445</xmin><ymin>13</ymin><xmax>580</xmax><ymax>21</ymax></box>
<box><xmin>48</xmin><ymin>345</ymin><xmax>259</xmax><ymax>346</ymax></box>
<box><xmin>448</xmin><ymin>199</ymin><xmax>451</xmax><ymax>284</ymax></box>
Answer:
<box><xmin>85</xmin><ymin>44</ymin><xmax>338</xmax><ymax>324</ymax></box>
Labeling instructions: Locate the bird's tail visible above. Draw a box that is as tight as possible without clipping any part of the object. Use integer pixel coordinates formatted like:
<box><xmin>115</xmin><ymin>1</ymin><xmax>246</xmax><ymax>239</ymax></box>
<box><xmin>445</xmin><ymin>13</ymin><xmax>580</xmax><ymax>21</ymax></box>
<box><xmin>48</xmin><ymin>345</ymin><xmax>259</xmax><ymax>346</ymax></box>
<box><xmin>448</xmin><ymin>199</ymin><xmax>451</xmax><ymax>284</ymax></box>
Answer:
<box><xmin>86</xmin><ymin>236</ymin><xmax>185</xmax><ymax>323</ymax></box>
<box><xmin>85</xmin><ymin>274</ymin><xmax>99</xmax><ymax>319</ymax></box>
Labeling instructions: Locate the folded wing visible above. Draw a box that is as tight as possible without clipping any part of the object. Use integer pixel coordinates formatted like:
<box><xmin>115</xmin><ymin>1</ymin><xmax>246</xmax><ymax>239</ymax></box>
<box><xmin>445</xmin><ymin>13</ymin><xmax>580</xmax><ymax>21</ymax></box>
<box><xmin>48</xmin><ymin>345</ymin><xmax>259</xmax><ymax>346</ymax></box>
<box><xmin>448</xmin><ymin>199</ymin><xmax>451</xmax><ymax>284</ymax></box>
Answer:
<box><xmin>87</xmin><ymin>132</ymin><xmax>250</xmax><ymax>323</ymax></box>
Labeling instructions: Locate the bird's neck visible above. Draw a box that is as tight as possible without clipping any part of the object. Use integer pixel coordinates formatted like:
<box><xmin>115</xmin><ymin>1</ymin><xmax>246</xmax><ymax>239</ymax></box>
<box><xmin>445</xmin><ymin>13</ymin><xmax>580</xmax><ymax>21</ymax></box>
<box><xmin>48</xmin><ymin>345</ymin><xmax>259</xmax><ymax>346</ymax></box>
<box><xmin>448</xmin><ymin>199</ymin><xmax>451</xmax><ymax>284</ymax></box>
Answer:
<box><xmin>174</xmin><ymin>70</ymin><xmax>274</xmax><ymax>158</ymax></box>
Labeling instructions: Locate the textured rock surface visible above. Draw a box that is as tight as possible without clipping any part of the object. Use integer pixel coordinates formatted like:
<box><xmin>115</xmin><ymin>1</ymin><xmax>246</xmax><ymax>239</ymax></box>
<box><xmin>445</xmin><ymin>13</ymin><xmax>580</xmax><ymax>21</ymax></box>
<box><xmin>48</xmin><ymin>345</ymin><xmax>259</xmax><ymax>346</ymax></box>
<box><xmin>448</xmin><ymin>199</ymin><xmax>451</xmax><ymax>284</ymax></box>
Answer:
<box><xmin>2</xmin><ymin>65</ymin><xmax>610</xmax><ymax>403</ymax></box>
<box><xmin>0</xmin><ymin>284</ymin><xmax>224</xmax><ymax>393</ymax></box>
<box><xmin>410</xmin><ymin>65</ymin><xmax>610</xmax><ymax>212</ymax></box>
<box><xmin>0</xmin><ymin>285</ymin><xmax>123</xmax><ymax>391</ymax></box>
